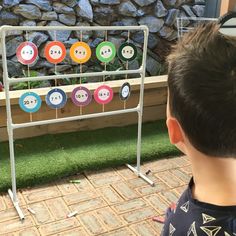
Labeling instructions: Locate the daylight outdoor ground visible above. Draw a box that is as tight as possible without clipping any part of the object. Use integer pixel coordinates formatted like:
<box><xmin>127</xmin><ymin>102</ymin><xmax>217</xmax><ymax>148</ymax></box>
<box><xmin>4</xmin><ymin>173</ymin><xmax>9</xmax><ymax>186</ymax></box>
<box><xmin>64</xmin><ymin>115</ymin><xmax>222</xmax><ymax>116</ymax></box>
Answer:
<box><xmin>0</xmin><ymin>155</ymin><xmax>191</xmax><ymax>236</ymax></box>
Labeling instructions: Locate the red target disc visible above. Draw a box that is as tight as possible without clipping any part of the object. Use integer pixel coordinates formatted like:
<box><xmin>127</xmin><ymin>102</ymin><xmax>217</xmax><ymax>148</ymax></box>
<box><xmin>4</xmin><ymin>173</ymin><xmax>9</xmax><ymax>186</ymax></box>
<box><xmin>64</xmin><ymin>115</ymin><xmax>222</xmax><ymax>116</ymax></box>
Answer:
<box><xmin>16</xmin><ymin>41</ymin><xmax>38</xmax><ymax>65</ymax></box>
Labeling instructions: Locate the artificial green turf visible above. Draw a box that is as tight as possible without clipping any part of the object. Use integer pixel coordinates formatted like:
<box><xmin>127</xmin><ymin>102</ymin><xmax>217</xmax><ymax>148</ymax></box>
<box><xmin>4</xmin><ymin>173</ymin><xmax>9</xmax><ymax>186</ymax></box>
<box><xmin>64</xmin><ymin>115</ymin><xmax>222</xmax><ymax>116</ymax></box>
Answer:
<box><xmin>0</xmin><ymin>120</ymin><xmax>180</xmax><ymax>192</ymax></box>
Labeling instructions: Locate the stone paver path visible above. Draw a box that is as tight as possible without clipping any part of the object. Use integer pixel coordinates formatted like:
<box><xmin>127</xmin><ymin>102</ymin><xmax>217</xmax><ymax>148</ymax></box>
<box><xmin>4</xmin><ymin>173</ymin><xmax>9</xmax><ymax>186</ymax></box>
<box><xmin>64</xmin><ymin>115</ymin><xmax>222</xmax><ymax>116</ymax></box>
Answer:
<box><xmin>0</xmin><ymin>156</ymin><xmax>191</xmax><ymax>235</ymax></box>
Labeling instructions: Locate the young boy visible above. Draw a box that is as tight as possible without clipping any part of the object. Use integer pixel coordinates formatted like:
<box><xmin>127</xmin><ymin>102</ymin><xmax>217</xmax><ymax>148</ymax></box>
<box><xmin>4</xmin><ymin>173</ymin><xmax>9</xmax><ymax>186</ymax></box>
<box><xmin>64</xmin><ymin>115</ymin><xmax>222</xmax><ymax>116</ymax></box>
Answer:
<box><xmin>162</xmin><ymin>21</ymin><xmax>236</xmax><ymax>235</ymax></box>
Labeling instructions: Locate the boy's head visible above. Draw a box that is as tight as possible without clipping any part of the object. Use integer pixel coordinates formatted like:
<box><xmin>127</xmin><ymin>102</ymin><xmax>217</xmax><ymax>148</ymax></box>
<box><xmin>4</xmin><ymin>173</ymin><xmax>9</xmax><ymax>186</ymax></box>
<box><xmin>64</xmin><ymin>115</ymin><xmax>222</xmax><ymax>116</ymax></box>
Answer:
<box><xmin>167</xmin><ymin>22</ymin><xmax>236</xmax><ymax>158</ymax></box>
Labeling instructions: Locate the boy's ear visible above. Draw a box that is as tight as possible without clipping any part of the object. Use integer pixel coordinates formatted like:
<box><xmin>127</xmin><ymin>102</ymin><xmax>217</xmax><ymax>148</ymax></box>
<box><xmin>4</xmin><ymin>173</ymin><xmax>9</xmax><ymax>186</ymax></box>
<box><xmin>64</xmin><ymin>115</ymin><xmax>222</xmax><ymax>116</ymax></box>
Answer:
<box><xmin>166</xmin><ymin>117</ymin><xmax>184</xmax><ymax>145</ymax></box>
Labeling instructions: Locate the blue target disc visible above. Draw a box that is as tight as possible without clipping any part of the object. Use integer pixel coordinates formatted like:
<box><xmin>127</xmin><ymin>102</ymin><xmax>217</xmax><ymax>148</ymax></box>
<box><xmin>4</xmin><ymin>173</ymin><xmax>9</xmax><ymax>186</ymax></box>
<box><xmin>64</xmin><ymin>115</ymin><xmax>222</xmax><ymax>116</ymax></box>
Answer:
<box><xmin>46</xmin><ymin>88</ymin><xmax>67</xmax><ymax>109</ymax></box>
<box><xmin>19</xmin><ymin>92</ymin><xmax>41</xmax><ymax>113</ymax></box>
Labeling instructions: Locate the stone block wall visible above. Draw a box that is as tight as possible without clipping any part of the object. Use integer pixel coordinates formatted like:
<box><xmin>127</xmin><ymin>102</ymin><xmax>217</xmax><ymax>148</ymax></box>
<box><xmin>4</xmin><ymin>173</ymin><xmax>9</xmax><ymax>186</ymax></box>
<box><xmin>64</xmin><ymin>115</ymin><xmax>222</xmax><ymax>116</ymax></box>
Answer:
<box><xmin>0</xmin><ymin>0</ymin><xmax>205</xmax><ymax>90</ymax></box>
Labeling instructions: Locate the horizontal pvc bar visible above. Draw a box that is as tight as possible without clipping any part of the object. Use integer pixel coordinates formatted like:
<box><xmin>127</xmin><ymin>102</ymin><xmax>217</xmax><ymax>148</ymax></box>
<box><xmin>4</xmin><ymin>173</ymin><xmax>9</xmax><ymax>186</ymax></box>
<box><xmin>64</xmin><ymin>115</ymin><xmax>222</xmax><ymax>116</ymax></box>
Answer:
<box><xmin>11</xmin><ymin>106</ymin><xmax>140</xmax><ymax>130</ymax></box>
<box><xmin>0</xmin><ymin>25</ymin><xmax>149</xmax><ymax>32</ymax></box>
<box><xmin>7</xmin><ymin>69</ymin><xmax>143</xmax><ymax>84</ymax></box>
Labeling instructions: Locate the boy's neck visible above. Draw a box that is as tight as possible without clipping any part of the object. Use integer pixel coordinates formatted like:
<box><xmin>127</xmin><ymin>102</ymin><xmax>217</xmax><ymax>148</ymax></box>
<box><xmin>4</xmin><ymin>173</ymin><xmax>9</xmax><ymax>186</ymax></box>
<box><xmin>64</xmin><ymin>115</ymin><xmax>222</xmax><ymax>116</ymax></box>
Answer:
<box><xmin>188</xmin><ymin>150</ymin><xmax>236</xmax><ymax>206</ymax></box>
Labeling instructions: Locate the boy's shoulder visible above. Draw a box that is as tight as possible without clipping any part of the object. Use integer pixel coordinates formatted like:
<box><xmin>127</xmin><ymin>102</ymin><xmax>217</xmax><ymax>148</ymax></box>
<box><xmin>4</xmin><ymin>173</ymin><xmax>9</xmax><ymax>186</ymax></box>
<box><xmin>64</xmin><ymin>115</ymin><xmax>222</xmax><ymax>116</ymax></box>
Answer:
<box><xmin>162</xmin><ymin>178</ymin><xmax>236</xmax><ymax>236</ymax></box>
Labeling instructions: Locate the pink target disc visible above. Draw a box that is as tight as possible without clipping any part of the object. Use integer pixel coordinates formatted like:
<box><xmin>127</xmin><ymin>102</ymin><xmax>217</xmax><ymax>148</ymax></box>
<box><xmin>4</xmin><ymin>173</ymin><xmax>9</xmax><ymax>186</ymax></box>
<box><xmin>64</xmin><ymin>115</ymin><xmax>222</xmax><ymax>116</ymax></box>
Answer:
<box><xmin>94</xmin><ymin>85</ymin><xmax>113</xmax><ymax>105</ymax></box>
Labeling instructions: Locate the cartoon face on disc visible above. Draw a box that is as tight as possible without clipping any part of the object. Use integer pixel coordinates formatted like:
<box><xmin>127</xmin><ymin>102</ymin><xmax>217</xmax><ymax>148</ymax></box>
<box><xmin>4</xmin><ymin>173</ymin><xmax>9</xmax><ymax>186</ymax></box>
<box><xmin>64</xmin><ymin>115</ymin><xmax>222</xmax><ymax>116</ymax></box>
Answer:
<box><xmin>44</xmin><ymin>41</ymin><xmax>66</xmax><ymax>64</ymax></box>
<box><xmin>96</xmin><ymin>41</ymin><xmax>116</xmax><ymax>63</ymax></box>
<box><xmin>119</xmin><ymin>82</ymin><xmax>131</xmax><ymax>101</ymax></box>
<box><xmin>71</xmin><ymin>86</ymin><xmax>92</xmax><ymax>107</ymax></box>
<box><xmin>19</xmin><ymin>92</ymin><xmax>41</xmax><ymax>113</ymax></box>
<box><xmin>70</xmin><ymin>42</ymin><xmax>91</xmax><ymax>64</ymax></box>
<box><xmin>46</xmin><ymin>88</ymin><xmax>67</xmax><ymax>109</ymax></box>
<box><xmin>16</xmin><ymin>41</ymin><xmax>38</xmax><ymax>65</ymax></box>
<box><xmin>94</xmin><ymin>85</ymin><xmax>113</xmax><ymax>105</ymax></box>
<box><xmin>118</xmin><ymin>42</ymin><xmax>137</xmax><ymax>62</ymax></box>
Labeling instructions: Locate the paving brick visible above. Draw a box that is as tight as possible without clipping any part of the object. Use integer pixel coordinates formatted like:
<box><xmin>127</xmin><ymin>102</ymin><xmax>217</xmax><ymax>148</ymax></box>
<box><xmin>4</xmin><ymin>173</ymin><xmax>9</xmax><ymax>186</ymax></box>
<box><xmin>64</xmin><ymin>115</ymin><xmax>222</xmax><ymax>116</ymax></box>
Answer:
<box><xmin>13</xmin><ymin>227</ymin><xmax>40</xmax><ymax>236</ymax></box>
<box><xmin>97</xmin><ymin>186</ymin><xmax>124</xmax><ymax>205</ymax></box>
<box><xmin>72</xmin><ymin>174</ymin><xmax>95</xmax><ymax>192</ymax></box>
<box><xmin>136</xmin><ymin>179</ymin><xmax>167</xmax><ymax>196</ymax></box>
<box><xmin>0</xmin><ymin>217</ymin><xmax>34</xmax><ymax>235</ymax></box>
<box><xmin>63</xmin><ymin>190</ymin><xmax>98</xmax><ymax>205</ymax></box>
<box><xmin>181</xmin><ymin>166</ymin><xmax>192</xmax><ymax>175</ymax></box>
<box><xmin>116</xmin><ymin>167</ymin><xmax>137</xmax><ymax>180</ymax></box>
<box><xmin>38</xmin><ymin>218</ymin><xmax>79</xmax><ymax>236</ymax></box>
<box><xmin>148</xmin><ymin>219</ymin><xmax>164</xmax><ymax>235</ymax></box>
<box><xmin>29</xmin><ymin>201</ymin><xmax>53</xmax><ymax>225</ymax></box>
<box><xmin>70</xmin><ymin>197</ymin><xmax>107</xmax><ymax>214</ymax></box>
<box><xmin>122</xmin><ymin>207</ymin><xmax>157</xmax><ymax>223</ymax></box>
<box><xmin>127</xmin><ymin>178</ymin><xmax>149</xmax><ymax>188</ymax></box>
<box><xmin>112</xmin><ymin>182</ymin><xmax>139</xmax><ymax>200</ymax></box>
<box><xmin>159</xmin><ymin>190</ymin><xmax>179</xmax><ymax>204</ymax></box>
<box><xmin>0</xmin><ymin>195</ymin><xmax>6</xmax><ymax>211</ymax></box>
<box><xmin>130</xmin><ymin>221</ymin><xmax>159</xmax><ymax>236</ymax></box>
<box><xmin>23</xmin><ymin>186</ymin><xmax>61</xmax><ymax>204</ymax></box>
<box><xmin>56</xmin><ymin>228</ymin><xmax>88</xmax><ymax>236</ymax></box>
<box><xmin>79</xmin><ymin>212</ymin><xmax>107</xmax><ymax>235</ymax></box>
<box><xmin>170</xmin><ymin>156</ymin><xmax>190</xmax><ymax>167</ymax></box>
<box><xmin>113</xmin><ymin>198</ymin><xmax>148</xmax><ymax>214</ymax></box>
<box><xmin>96</xmin><ymin>207</ymin><xmax>125</xmax><ymax>230</ymax></box>
<box><xmin>144</xmin><ymin>194</ymin><xmax>169</xmax><ymax>215</ymax></box>
<box><xmin>170</xmin><ymin>169</ymin><xmax>191</xmax><ymax>184</ymax></box>
<box><xmin>0</xmin><ymin>206</ymin><xmax>28</xmax><ymax>223</ymax></box>
<box><xmin>174</xmin><ymin>185</ymin><xmax>188</xmax><ymax>196</ymax></box>
<box><xmin>102</xmin><ymin>227</ymin><xmax>135</xmax><ymax>236</ymax></box>
<box><xmin>46</xmin><ymin>197</ymin><xmax>70</xmax><ymax>220</ymax></box>
<box><xmin>155</xmin><ymin>171</ymin><xmax>184</xmax><ymax>188</ymax></box>
<box><xmin>142</xmin><ymin>159</ymin><xmax>178</xmax><ymax>173</ymax></box>
<box><xmin>85</xmin><ymin>168</ymin><xmax>118</xmax><ymax>179</ymax></box>
<box><xmin>56</xmin><ymin>179</ymin><xmax>78</xmax><ymax>196</ymax></box>
<box><xmin>89</xmin><ymin>175</ymin><xmax>123</xmax><ymax>188</ymax></box>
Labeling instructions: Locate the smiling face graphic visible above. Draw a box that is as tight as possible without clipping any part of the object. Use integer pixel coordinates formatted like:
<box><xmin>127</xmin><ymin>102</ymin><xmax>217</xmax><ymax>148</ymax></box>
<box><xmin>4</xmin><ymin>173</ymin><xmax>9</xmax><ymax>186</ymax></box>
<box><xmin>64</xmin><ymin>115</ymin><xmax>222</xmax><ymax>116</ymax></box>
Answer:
<box><xmin>119</xmin><ymin>82</ymin><xmax>131</xmax><ymax>101</ymax></box>
<box><xmin>16</xmin><ymin>42</ymin><xmax>38</xmax><ymax>65</ymax></box>
<box><xmin>96</xmin><ymin>42</ymin><xmax>116</xmax><ymax>63</ymax></box>
<box><xmin>70</xmin><ymin>42</ymin><xmax>91</xmax><ymax>64</ymax></box>
<box><xmin>45</xmin><ymin>41</ymin><xmax>66</xmax><ymax>64</ymax></box>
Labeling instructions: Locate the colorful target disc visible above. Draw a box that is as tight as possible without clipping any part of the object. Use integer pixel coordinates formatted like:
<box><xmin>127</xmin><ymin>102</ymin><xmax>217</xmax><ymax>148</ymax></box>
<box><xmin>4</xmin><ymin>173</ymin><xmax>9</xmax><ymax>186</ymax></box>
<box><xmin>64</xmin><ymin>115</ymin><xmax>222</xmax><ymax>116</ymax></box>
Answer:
<box><xmin>44</xmin><ymin>41</ymin><xmax>66</xmax><ymax>64</ymax></box>
<box><xmin>70</xmin><ymin>42</ymin><xmax>91</xmax><ymax>64</ymax></box>
<box><xmin>94</xmin><ymin>85</ymin><xmax>113</xmax><ymax>105</ymax></box>
<box><xmin>96</xmin><ymin>41</ymin><xmax>116</xmax><ymax>63</ymax></box>
<box><xmin>118</xmin><ymin>42</ymin><xmax>137</xmax><ymax>62</ymax></box>
<box><xmin>119</xmin><ymin>82</ymin><xmax>131</xmax><ymax>101</ymax></box>
<box><xmin>19</xmin><ymin>92</ymin><xmax>41</xmax><ymax>113</ymax></box>
<box><xmin>45</xmin><ymin>88</ymin><xmax>67</xmax><ymax>109</ymax></box>
<box><xmin>16</xmin><ymin>41</ymin><xmax>38</xmax><ymax>65</ymax></box>
<box><xmin>71</xmin><ymin>86</ymin><xmax>92</xmax><ymax>106</ymax></box>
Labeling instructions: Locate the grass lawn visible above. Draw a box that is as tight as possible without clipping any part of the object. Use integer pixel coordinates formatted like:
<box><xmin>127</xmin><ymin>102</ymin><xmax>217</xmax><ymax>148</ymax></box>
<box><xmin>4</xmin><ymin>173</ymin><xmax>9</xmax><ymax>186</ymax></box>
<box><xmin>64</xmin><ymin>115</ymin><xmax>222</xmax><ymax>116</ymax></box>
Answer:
<box><xmin>0</xmin><ymin>120</ymin><xmax>180</xmax><ymax>192</ymax></box>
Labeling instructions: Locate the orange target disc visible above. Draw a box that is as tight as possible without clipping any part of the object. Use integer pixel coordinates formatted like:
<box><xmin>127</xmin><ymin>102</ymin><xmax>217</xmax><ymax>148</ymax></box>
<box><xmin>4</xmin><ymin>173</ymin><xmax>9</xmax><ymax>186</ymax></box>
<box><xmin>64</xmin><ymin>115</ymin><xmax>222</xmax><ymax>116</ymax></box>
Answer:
<box><xmin>44</xmin><ymin>41</ymin><xmax>66</xmax><ymax>64</ymax></box>
<box><xmin>70</xmin><ymin>42</ymin><xmax>91</xmax><ymax>64</ymax></box>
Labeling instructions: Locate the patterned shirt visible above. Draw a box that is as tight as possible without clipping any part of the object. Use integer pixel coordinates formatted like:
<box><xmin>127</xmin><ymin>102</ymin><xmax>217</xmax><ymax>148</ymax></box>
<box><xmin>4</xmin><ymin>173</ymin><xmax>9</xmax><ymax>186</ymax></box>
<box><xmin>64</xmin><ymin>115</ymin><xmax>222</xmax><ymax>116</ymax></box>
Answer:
<box><xmin>162</xmin><ymin>178</ymin><xmax>236</xmax><ymax>236</ymax></box>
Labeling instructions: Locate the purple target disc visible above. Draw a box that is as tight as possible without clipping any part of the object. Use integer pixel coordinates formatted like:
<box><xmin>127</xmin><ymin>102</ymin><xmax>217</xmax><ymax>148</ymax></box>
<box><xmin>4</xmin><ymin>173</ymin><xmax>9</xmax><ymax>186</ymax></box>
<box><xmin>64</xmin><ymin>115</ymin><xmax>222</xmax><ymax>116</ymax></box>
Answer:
<box><xmin>71</xmin><ymin>86</ymin><xmax>92</xmax><ymax>106</ymax></box>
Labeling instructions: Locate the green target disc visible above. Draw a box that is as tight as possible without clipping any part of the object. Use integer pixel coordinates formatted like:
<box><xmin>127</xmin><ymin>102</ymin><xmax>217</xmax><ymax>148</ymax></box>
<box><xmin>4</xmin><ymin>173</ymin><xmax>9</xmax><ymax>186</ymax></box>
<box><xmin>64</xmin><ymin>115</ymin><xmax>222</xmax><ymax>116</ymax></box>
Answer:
<box><xmin>118</xmin><ymin>42</ymin><xmax>137</xmax><ymax>62</ymax></box>
<box><xmin>96</xmin><ymin>41</ymin><xmax>116</xmax><ymax>63</ymax></box>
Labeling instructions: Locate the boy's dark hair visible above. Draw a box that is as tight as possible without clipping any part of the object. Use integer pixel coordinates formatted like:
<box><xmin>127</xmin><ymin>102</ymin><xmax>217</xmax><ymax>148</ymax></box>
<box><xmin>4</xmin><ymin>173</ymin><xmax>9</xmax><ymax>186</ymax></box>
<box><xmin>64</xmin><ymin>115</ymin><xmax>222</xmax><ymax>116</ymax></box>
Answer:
<box><xmin>167</xmin><ymin>22</ymin><xmax>236</xmax><ymax>157</ymax></box>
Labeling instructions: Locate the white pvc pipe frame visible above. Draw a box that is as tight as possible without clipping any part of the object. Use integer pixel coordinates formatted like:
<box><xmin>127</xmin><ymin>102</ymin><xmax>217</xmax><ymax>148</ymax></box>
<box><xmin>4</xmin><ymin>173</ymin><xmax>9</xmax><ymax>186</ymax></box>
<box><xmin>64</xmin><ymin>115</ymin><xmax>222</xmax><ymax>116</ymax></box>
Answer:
<box><xmin>1</xmin><ymin>25</ymin><xmax>154</xmax><ymax>220</ymax></box>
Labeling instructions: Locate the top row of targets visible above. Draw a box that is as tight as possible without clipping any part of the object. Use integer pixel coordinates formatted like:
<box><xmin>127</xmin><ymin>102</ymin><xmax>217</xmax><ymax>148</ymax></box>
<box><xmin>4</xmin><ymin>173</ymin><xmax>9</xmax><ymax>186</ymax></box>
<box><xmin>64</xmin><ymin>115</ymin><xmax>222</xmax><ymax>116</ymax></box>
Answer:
<box><xmin>16</xmin><ymin>40</ymin><xmax>138</xmax><ymax>65</ymax></box>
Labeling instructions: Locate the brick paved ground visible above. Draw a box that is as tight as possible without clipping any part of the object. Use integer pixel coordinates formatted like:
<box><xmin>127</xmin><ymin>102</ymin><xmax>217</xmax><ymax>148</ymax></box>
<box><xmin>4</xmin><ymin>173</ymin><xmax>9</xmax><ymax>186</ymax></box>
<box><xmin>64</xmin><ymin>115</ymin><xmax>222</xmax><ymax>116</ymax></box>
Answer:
<box><xmin>0</xmin><ymin>156</ymin><xmax>191</xmax><ymax>236</ymax></box>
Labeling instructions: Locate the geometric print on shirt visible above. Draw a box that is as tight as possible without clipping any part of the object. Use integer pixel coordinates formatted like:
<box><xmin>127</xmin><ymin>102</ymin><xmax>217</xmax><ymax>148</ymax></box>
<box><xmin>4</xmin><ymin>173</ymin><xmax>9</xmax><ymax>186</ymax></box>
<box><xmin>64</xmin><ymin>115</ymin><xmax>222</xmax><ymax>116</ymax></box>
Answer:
<box><xmin>161</xmin><ymin>178</ymin><xmax>236</xmax><ymax>236</ymax></box>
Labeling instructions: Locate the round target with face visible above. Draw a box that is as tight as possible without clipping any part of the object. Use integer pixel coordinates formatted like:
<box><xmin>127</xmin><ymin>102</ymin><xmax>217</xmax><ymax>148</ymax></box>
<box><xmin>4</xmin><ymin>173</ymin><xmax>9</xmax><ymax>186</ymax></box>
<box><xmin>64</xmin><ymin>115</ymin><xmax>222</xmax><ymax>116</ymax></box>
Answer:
<box><xmin>70</xmin><ymin>42</ymin><xmax>91</xmax><ymax>64</ymax></box>
<box><xmin>16</xmin><ymin>41</ymin><xmax>38</xmax><ymax>65</ymax></box>
<box><xmin>118</xmin><ymin>42</ymin><xmax>137</xmax><ymax>62</ymax></box>
<box><xmin>96</xmin><ymin>41</ymin><xmax>116</xmax><ymax>63</ymax></box>
<box><xmin>94</xmin><ymin>85</ymin><xmax>113</xmax><ymax>105</ymax></box>
<box><xmin>44</xmin><ymin>41</ymin><xmax>66</xmax><ymax>64</ymax></box>
<box><xmin>19</xmin><ymin>92</ymin><xmax>41</xmax><ymax>113</ymax></box>
<box><xmin>71</xmin><ymin>86</ymin><xmax>92</xmax><ymax>107</ymax></box>
<box><xmin>46</xmin><ymin>88</ymin><xmax>67</xmax><ymax>109</ymax></box>
<box><xmin>119</xmin><ymin>82</ymin><xmax>131</xmax><ymax>101</ymax></box>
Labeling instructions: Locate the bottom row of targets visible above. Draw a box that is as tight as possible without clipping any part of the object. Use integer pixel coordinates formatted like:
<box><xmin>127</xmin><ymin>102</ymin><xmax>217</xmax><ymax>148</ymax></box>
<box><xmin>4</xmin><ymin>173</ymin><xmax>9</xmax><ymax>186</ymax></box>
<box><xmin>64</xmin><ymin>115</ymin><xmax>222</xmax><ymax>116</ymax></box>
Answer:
<box><xmin>19</xmin><ymin>83</ymin><xmax>131</xmax><ymax>113</ymax></box>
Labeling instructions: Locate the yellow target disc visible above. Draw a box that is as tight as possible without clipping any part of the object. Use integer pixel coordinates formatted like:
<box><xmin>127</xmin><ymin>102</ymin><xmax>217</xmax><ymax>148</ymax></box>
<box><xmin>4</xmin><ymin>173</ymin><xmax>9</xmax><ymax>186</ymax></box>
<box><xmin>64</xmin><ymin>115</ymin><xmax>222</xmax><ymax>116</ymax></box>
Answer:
<box><xmin>70</xmin><ymin>42</ymin><xmax>91</xmax><ymax>64</ymax></box>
